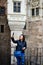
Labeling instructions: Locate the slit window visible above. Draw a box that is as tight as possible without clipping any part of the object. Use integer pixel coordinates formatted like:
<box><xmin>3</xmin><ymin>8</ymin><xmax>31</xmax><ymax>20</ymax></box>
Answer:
<box><xmin>0</xmin><ymin>7</ymin><xmax>5</xmax><ymax>15</ymax></box>
<box><xmin>32</xmin><ymin>9</ymin><xmax>35</xmax><ymax>16</ymax></box>
<box><xmin>36</xmin><ymin>8</ymin><xmax>39</xmax><ymax>16</ymax></box>
<box><xmin>0</xmin><ymin>25</ymin><xmax>4</xmax><ymax>33</ymax></box>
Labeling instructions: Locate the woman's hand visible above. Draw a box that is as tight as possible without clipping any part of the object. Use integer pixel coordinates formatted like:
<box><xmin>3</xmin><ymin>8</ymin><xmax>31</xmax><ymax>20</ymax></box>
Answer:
<box><xmin>22</xmin><ymin>47</ymin><xmax>25</xmax><ymax>50</ymax></box>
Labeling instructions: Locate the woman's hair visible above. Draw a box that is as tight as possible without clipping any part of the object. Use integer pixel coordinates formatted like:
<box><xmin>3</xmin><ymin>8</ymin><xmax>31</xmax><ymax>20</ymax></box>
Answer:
<box><xmin>20</xmin><ymin>34</ymin><xmax>25</xmax><ymax>41</ymax></box>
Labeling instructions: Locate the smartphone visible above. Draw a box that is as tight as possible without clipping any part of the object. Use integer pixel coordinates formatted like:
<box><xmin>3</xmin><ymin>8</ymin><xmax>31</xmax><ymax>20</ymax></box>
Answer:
<box><xmin>13</xmin><ymin>32</ymin><xmax>14</xmax><ymax>35</ymax></box>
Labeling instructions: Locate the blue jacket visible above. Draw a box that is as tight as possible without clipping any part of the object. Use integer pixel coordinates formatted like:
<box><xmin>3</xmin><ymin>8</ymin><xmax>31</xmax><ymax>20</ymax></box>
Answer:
<box><xmin>11</xmin><ymin>37</ymin><xmax>27</xmax><ymax>52</ymax></box>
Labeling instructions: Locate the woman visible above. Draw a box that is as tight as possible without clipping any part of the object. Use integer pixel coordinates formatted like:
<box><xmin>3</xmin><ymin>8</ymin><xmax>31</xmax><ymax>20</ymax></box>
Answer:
<box><xmin>11</xmin><ymin>33</ymin><xmax>27</xmax><ymax>65</ymax></box>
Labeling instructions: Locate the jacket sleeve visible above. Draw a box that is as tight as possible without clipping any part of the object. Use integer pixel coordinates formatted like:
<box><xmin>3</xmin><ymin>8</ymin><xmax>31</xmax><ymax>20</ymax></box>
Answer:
<box><xmin>11</xmin><ymin>37</ymin><xmax>18</xmax><ymax>43</ymax></box>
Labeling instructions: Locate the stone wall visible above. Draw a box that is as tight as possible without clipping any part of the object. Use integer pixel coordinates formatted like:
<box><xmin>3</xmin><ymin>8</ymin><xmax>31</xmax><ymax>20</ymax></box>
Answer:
<box><xmin>0</xmin><ymin>16</ymin><xmax>11</xmax><ymax>65</ymax></box>
<box><xmin>0</xmin><ymin>0</ymin><xmax>11</xmax><ymax>65</ymax></box>
<box><xmin>24</xmin><ymin>20</ymin><xmax>43</xmax><ymax>48</ymax></box>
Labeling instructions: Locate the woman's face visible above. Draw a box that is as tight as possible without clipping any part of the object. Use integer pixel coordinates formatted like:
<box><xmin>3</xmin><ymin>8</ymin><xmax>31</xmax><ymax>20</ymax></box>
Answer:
<box><xmin>19</xmin><ymin>35</ymin><xmax>23</xmax><ymax>41</ymax></box>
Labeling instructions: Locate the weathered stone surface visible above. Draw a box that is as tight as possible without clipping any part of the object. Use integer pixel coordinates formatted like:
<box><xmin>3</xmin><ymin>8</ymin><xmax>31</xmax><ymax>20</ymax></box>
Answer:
<box><xmin>23</xmin><ymin>20</ymin><xmax>43</xmax><ymax>48</ymax></box>
<box><xmin>0</xmin><ymin>15</ymin><xmax>11</xmax><ymax>65</ymax></box>
<box><xmin>0</xmin><ymin>0</ymin><xmax>11</xmax><ymax>65</ymax></box>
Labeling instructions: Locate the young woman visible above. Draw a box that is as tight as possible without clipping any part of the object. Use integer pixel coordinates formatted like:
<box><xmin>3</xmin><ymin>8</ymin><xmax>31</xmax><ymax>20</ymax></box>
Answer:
<box><xmin>11</xmin><ymin>33</ymin><xmax>27</xmax><ymax>65</ymax></box>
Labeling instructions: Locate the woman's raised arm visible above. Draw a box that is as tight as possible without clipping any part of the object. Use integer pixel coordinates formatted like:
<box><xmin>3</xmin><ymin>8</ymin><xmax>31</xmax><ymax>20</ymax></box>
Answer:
<box><xmin>11</xmin><ymin>33</ymin><xmax>18</xmax><ymax>43</ymax></box>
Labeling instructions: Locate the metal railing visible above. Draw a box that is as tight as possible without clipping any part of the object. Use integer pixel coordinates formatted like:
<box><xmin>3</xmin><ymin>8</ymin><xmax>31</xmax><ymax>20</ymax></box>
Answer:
<box><xmin>11</xmin><ymin>47</ymin><xmax>43</xmax><ymax>65</ymax></box>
